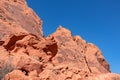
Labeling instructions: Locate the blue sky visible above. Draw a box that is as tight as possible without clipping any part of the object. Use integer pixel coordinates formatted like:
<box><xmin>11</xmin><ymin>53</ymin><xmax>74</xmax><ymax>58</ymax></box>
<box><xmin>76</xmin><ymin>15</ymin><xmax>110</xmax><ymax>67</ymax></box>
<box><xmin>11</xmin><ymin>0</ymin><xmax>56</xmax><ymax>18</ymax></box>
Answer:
<box><xmin>27</xmin><ymin>0</ymin><xmax>120</xmax><ymax>74</ymax></box>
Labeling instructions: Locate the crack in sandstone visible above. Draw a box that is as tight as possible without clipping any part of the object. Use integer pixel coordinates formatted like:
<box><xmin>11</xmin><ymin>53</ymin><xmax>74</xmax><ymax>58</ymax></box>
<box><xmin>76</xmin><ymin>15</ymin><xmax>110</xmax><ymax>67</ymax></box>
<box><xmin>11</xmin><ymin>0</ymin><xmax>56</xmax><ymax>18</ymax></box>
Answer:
<box><xmin>84</xmin><ymin>56</ymin><xmax>92</xmax><ymax>73</ymax></box>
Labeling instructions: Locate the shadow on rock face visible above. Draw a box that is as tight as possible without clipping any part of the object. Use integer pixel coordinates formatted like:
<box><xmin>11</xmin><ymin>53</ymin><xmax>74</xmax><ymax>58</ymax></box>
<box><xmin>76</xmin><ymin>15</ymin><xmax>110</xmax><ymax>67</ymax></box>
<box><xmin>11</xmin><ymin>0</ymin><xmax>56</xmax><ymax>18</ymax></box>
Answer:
<box><xmin>3</xmin><ymin>34</ymin><xmax>27</xmax><ymax>51</ymax></box>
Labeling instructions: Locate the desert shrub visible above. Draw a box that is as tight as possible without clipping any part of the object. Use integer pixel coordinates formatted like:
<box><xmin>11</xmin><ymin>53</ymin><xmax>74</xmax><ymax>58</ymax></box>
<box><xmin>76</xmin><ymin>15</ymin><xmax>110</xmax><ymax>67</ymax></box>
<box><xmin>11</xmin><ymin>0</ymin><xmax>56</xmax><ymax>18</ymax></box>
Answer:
<box><xmin>0</xmin><ymin>60</ymin><xmax>14</xmax><ymax>80</ymax></box>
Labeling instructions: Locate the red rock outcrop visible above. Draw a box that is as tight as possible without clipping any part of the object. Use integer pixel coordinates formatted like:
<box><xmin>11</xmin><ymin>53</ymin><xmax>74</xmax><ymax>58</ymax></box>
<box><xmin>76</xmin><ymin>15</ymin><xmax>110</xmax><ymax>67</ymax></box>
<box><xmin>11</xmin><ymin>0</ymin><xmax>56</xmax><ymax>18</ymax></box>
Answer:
<box><xmin>0</xmin><ymin>0</ymin><xmax>120</xmax><ymax>80</ymax></box>
<box><xmin>0</xmin><ymin>0</ymin><xmax>43</xmax><ymax>42</ymax></box>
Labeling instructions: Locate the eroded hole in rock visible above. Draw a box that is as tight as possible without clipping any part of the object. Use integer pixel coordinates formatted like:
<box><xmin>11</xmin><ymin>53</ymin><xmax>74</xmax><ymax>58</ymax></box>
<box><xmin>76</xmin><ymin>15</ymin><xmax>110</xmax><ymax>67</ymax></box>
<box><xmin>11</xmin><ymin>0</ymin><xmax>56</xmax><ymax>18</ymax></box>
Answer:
<box><xmin>43</xmin><ymin>43</ymin><xmax>58</xmax><ymax>60</ymax></box>
<box><xmin>14</xmin><ymin>0</ymin><xmax>17</xmax><ymax>2</ymax></box>
<box><xmin>0</xmin><ymin>41</ymin><xmax>5</xmax><ymax>45</ymax></box>
<box><xmin>81</xmin><ymin>50</ymin><xmax>84</xmax><ymax>53</ymax></box>
<box><xmin>39</xmin><ymin>57</ymin><xmax>44</xmax><ymax>62</ymax></box>
<box><xmin>24</xmin><ymin>50</ymin><xmax>29</xmax><ymax>55</ymax></box>
<box><xmin>4</xmin><ymin>35</ymin><xmax>26</xmax><ymax>51</ymax></box>
<box><xmin>21</xmin><ymin>68</ymin><xmax>29</xmax><ymax>76</ymax></box>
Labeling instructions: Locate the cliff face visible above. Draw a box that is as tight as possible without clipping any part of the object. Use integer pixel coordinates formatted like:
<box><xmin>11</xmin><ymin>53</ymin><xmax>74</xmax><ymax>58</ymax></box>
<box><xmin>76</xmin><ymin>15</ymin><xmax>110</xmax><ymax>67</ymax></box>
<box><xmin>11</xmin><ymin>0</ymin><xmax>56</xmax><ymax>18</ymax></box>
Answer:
<box><xmin>0</xmin><ymin>0</ymin><xmax>42</xmax><ymax>41</ymax></box>
<box><xmin>0</xmin><ymin>0</ymin><xmax>120</xmax><ymax>80</ymax></box>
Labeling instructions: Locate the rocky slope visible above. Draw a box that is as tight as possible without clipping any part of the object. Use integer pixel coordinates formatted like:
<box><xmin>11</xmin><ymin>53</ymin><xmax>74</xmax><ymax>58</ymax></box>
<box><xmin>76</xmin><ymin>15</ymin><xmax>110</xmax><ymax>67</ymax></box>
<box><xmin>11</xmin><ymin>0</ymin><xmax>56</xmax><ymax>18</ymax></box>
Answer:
<box><xmin>0</xmin><ymin>0</ymin><xmax>120</xmax><ymax>80</ymax></box>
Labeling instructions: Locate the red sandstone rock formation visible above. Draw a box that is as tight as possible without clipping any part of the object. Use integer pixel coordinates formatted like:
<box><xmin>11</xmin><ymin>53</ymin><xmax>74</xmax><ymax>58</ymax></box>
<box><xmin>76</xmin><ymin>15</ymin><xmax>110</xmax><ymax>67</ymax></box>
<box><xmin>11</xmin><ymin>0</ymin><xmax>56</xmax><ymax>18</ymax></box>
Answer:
<box><xmin>0</xmin><ymin>0</ymin><xmax>120</xmax><ymax>80</ymax></box>
<box><xmin>0</xmin><ymin>0</ymin><xmax>42</xmax><ymax>41</ymax></box>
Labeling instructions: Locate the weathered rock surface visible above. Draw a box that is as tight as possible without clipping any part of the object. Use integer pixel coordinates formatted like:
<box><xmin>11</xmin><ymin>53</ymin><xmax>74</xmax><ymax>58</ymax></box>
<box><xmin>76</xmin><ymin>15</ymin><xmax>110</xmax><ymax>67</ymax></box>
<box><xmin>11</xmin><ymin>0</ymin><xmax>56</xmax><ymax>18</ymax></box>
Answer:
<box><xmin>0</xmin><ymin>0</ymin><xmax>43</xmax><ymax>42</ymax></box>
<box><xmin>0</xmin><ymin>0</ymin><xmax>120</xmax><ymax>80</ymax></box>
